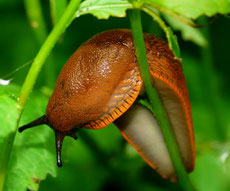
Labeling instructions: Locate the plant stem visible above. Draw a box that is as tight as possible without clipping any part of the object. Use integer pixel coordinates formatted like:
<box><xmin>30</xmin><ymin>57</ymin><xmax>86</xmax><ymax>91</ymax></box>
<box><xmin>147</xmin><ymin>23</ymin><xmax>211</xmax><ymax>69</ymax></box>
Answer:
<box><xmin>18</xmin><ymin>0</ymin><xmax>81</xmax><ymax>113</ymax></box>
<box><xmin>129</xmin><ymin>9</ymin><xmax>194</xmax><ymax>191</ymax></box>
<box><xmin>24</xmin><ymin>0</ymin><xmax>56</xmax><ymax>87</ymax></box>
<box><xmin>24</xmin><ymin>0</ymin><xmax>47</xmax><ymax>44</ymax></box>
<box><xmin>0</xmin><ymin>1</ymin><xmax>81</xmax><ymax>190</ymax></box>
<box><xmin>50</xmin><ymin>0</ymin><xmax>67</xmax><ymax>25</ymax></box>
<box><xmin>142</xmin><ymin>5</ymin><xmax>180</xmax><ymax>58</ymax></box>
<box><xmin>142</xmin><ymin>6</ymin><xmax>172</xmax><ymax>49</ymax></box>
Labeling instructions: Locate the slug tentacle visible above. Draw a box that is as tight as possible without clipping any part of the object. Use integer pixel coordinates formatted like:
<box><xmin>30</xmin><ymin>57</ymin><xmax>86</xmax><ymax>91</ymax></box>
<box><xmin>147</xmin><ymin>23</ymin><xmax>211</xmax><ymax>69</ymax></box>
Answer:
<box><xmin>18</xmin><ymin>115</ymin><xmax>47</xmax><ymax>132</ymax></box>
<box><xmin>55</xmin><ymin>130</ymin><xmax>65</xmax><ymax>167</ymax></box>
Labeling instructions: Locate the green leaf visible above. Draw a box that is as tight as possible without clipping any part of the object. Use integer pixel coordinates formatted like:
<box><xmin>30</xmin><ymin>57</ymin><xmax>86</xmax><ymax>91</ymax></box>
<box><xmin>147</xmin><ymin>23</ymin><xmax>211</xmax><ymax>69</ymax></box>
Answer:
<box><xmin>0</xmin><ymin>84</ymin><xmax>57</xmax><ymax>191</ymax></box>
<box><xmin>76</xmin><ymin>0</ymin><xmax>133</xmax><ymax>19</ymax></box>
<box><xmin>164</xmin><ymin>14</ymin><xmax>208</xmax><ymax>47</ymax></box>
<box><xmin>190</xmin><ymin>146</ymin><xmax>230</xmax><ymax>191</ymax></box>
<box><xmin>0</xmin><ymin>83</ymin><xmax>19</xmax><ymax>98</ymax></box>
<box><xmin>144</xmin><ymin>0</ymin><xmax>230</xmax><ymax>19</ymax></box>
<box><xmin>0</xmin><ymin>91</ymin><xmax>18</xmax><ymax>191</ymax></box>
<box><xmin>0</xmin><ymin>93</ymin><xmax>17</xmax><ymax>138</ymax></box>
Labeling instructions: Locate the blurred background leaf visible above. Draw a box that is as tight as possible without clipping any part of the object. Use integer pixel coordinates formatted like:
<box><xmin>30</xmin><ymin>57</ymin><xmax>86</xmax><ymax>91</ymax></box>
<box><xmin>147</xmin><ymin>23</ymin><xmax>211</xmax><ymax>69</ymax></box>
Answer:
<box><xmin>163</xmin><ymin>14</ymin><xmax>207</xmax><ymax>47</ymax></box>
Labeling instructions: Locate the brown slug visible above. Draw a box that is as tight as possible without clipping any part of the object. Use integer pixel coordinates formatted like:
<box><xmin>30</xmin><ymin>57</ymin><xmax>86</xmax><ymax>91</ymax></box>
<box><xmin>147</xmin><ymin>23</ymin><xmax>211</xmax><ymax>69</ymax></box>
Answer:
<box><xmin>19</xmin><ymin>29</ymin><xmax>195</xmax><ymax>181</ymax></box>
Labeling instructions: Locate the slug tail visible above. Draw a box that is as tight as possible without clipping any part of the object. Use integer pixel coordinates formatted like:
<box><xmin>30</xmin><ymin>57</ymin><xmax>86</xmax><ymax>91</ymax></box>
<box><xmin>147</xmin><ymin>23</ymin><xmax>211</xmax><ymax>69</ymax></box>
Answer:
<box><xmin>18</xmin><ymin>115</ymin><xmax>47</xmax><ymax>132</ymax></box>
<box><xmin>114</xmin><ymin>103</ymin><xmax>193</xmax><ymax>182</ymax></box>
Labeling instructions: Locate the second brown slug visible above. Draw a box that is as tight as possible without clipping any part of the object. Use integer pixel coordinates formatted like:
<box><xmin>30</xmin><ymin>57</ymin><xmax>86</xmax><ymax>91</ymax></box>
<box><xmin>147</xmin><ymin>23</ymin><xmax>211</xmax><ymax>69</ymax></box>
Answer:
<box><xmin>19</xmin><ymin>29</ymin><xmax>195</xmax><ymax>181</ymax></box>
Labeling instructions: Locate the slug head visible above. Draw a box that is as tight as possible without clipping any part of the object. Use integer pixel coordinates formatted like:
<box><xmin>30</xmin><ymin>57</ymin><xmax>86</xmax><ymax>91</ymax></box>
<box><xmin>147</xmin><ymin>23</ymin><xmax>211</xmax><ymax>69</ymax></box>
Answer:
<box><xmin>18</xmin><ymin>115</ymin><xmax>78</xmax><ymax>167</ymax></box>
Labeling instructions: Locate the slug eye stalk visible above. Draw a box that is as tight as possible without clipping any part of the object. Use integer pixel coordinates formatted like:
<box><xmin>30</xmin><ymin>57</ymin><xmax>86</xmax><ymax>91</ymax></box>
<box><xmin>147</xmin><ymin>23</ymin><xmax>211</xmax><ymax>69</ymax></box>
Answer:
<box><xmin>55</xmin><ymin>130</ymin><xmax>65</xmax><ymax>167</ymax></box>
<box><xmin>18</xmin><ymin>115</ymin><xmax>46</xmax><ymax>132</ymax></box>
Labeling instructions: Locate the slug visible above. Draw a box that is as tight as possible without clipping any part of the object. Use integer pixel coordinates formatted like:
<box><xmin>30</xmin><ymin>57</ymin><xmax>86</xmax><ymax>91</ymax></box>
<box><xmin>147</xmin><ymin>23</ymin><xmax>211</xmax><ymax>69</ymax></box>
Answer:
<box><xmin>19</xmin><ymin>29</ymin><xmax>195</xmax><ymax>181</ymax></box>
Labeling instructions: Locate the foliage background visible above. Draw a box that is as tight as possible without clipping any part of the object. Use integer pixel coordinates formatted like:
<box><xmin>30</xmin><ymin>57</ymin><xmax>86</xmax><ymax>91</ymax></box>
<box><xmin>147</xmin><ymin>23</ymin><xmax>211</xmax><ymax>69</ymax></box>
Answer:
<box><xmin>0</xmin><ymin>0</ymin><xmax>230</xmax><ymax>191</ymax></box>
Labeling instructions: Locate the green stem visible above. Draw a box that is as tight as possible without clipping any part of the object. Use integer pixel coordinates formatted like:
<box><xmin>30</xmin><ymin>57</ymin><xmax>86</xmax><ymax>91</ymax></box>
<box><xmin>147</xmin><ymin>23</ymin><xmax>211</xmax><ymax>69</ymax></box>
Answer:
<box><xmin>0</xmin><ymin>1</ymin><xmax>81</xmax><ymax>190</ymax></box>
<box><xmin>50</xmin><ymin>0</ymin><xmax>67</xmax><ymax>25</ymax></box>
<box><xmin>142</xmin><ymin>5</ymin><xmax>180</xmax><ymax>58</ymax></box>
<box><xmin>24</xmin><ymin>0</ymin><xmax>56</xmax><ymax>87</ymax></box>
<box><xmin>18</xmin><ymin>0</ymin><xmax>81</xmax><ymax>112</ymax></box>
<box><xmin>24</xmin><ymin>0</ymin><xmax>47</xmax><ymax>44</ymax></box>
<box><xmin>129</xmin><ymin>9</ymin><xmax>194</xmax><ymax>191</ymax></box>
<box><xmin>142</xmin><ymin>6</ymin><xmax>172</xmax><ymax>49</ymax></box>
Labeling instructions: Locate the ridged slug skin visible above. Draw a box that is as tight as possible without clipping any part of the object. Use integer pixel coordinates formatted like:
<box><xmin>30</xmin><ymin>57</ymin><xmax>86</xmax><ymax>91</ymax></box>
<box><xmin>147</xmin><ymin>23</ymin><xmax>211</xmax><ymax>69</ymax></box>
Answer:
<box><xmin>45</xmin><ymin>29</ymin><xmax>195</xmax><ymax>180</ymax></box>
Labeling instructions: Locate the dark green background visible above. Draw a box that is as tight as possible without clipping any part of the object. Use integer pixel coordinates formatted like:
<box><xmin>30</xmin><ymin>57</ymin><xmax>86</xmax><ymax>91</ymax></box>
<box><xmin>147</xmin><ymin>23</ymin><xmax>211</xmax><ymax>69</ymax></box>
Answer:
<box><xmin>1</xmin><ymin>1</ymin><xmax>230</xmax><ymax>191</ymax></box>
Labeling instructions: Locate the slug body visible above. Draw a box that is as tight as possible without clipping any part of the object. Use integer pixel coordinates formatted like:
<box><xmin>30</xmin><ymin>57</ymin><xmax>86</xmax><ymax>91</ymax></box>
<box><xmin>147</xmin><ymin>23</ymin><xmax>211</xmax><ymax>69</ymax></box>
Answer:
<box><xmin>19</xmin><ymin>29</ymin><xmax>195</xmax><ymax>180</ymax></box>
<box><xmin>46</xmin><ymin>30</ymin><xmax>142</xmax><ymax>131</ymax></box>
